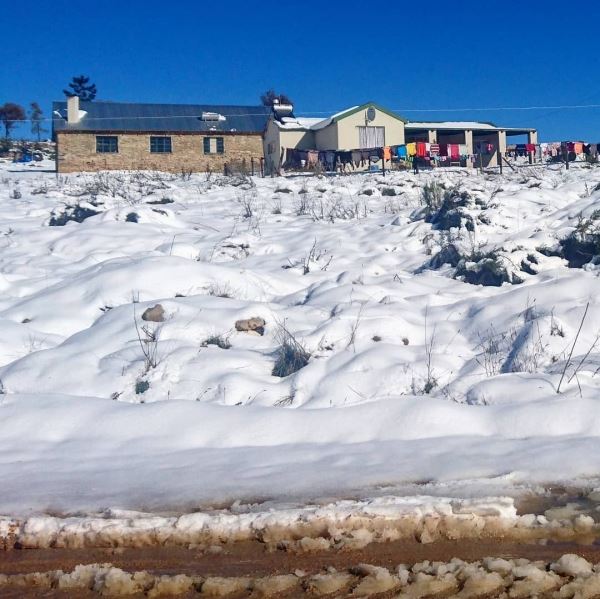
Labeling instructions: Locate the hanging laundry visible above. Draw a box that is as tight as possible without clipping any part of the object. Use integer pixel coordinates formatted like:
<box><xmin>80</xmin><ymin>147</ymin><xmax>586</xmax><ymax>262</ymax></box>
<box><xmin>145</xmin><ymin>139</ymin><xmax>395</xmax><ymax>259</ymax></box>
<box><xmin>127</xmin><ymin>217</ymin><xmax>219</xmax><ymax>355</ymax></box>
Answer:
<box><xmin>307</xmin><ymin>150</ymin><xmax>319</xmax><ymax>167</ymax></box>
<box><xmin>338</xmin><ymin>151</ymin><xmax>352</xmax><ymax>165</ymax></box>
<box><xmin>325</xmin><ymin>151</ymin><xmax>336</xmax><ymax>170</ymax></box>
<box><xmin>406</xmin><ymin>142</ymin><xmax>417</xmax><ymax>156</ymax></box>
<box><xmin>396</xmin><ymin>145</ymin><xmax>407</xmax><ymax>159</ymax></box>
<box><xmin>574</xmin><ymin>142</ymin><xmax>583</xmax><ymax>154</ymax></box>
<box><xmin>429</xmin><ymin>143</ymin><xmax>440</xmax><ymax>156</ymax></box>
<box><xmin>439</xmin><ymin>144</ymin><xmax>448</xmax><ymax>157</ymax></box>
<box><xmin>458</xmin><ymin>144</ymin><xmax>468</xmax><ymax>156</ymax></box>
<box><xmin>525</xmin><ymin>143</ymin><xmax>535</xmax><ymax>153</ymax></box>
<box><xmin>383</xmin><ymin>146</ymin><xmax>392</xmax><ymax>161</ymax></box>
<box><xmin>449</xmin><ymin>144</ymin><xmax>460</xmax><ymax>160</ymax></box>
<box><xmin>416</xmin><ymin>142</ymin><xmax>427</xmax><ymax>158</ymax></box>
<box><xmin>351</xmin><ymin>150</ymin><xmax>362</xmax><ymax>167</ymax></box>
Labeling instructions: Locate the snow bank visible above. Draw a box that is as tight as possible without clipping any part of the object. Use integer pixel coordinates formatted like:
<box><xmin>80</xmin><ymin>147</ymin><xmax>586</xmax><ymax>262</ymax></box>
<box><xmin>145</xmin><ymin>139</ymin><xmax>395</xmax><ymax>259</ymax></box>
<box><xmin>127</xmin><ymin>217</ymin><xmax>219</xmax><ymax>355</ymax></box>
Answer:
<box><xmin>2</xmin><ymin>491</ymin><xmax>599</xmax><ymax>552</ymax></box>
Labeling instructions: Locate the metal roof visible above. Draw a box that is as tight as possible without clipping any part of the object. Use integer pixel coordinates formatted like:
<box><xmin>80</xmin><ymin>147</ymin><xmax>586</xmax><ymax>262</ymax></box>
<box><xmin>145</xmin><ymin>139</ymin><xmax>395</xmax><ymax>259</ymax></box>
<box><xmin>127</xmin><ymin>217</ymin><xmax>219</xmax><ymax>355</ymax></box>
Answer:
<box><xmin>406</xmin><ymin>121</ymin><xmax>536</xmax><ymax>134</ymax></box>
<box><xmin>406</xmin><ymin>121</ymin><xmax>497</xmax><ymax>130</ymax></box>
<box><xmin>52</xmin><ymin>101</ymin><xmax>271</xmax><ymax>133</ymax></box>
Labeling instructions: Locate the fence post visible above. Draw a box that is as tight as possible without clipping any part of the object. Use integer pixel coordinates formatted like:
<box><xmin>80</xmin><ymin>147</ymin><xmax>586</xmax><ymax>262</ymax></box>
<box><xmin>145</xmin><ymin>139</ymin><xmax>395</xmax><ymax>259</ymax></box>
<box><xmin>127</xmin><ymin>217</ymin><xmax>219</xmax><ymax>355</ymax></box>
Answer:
<box><xmin>260</xmin><ymin>157</ymin><xmax>264</xmax><ymax>178</ymax></box>
<box><xmin>251</xmin><ymin>157</ymin><xmax>254</xmax><ymax>176</ymax></box>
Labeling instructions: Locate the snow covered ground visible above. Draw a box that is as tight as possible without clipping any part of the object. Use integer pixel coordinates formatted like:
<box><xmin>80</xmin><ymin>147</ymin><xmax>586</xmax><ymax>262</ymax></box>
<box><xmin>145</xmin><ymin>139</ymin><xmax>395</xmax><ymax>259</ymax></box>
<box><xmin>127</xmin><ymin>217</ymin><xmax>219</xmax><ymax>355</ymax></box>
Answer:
<box><xmin>2</xmin><ymin>159</ymin><xmax>600</xmax><ymax>516</ymax></box>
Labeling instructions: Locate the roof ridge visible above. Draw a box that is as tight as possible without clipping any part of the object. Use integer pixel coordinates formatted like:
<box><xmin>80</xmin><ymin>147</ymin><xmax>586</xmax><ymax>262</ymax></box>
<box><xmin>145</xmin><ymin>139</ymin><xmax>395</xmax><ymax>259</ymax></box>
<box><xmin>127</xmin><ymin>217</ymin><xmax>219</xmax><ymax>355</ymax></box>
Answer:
<box><xmin>52</xmin><ymin>100</ymin><xmax>270</xmax><ymax>109</ymax></box>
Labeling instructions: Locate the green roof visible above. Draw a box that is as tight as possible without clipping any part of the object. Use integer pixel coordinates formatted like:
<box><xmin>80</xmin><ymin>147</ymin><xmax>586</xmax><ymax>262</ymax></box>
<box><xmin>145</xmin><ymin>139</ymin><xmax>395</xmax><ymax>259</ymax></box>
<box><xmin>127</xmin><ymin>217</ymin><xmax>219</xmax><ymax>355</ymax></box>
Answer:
<box><xmin>331</xmin><ymin>102</ymin><xmax>407</xmax><ymax>124</ymax></box>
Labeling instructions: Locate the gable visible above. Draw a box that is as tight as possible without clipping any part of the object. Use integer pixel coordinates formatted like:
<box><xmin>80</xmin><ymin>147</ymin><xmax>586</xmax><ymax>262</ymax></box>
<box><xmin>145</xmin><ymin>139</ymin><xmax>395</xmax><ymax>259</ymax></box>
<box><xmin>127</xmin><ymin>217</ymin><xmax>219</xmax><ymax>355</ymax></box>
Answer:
<box><xmin>332</xmin><ymin>103</ymin><xmax>407</xmax><ymax>124</ymax></box>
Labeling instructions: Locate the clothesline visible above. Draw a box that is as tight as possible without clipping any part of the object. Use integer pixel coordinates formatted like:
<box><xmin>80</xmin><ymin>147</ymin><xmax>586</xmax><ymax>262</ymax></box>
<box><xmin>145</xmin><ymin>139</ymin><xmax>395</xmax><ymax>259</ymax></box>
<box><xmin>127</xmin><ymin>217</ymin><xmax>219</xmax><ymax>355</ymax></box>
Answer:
<box><xmin>280</xmin><ymin>140</ymin><xmax>550</xmax><ymax>172</ymax></box>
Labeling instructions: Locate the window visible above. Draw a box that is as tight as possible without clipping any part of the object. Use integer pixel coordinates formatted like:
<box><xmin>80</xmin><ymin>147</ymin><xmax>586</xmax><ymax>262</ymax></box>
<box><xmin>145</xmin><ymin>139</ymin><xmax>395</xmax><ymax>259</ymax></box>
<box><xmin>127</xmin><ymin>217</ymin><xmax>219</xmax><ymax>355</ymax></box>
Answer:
<box><xmin>150</xmin><ymin>136</ymin><xmax>172</xmax><ymax>153</ymax></box>
<box><xmin>96</xmin><ymin>136</ymin><xmax>118</xmax><ymax>153</ymax></box>
<box><xmin>203</xmin><ymin>136</ymin><xmax>225</xmax><ymax>154</ymax></box>
<box><xmin>267</xmin><ymin>142</ymin><xmax>275</xmax><ymax>155</ymax></box>
<box><xmin>358</xmin><ymin>126</ymin><xmax>385</xmax><ymax>149</ymax></box>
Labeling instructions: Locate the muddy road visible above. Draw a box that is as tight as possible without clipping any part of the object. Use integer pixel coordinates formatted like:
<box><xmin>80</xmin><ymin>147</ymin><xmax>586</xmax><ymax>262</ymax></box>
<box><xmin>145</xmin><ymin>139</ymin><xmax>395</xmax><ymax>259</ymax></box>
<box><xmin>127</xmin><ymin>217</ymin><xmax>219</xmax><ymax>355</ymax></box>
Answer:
<box><xmin>3</xmin><ymin>538</ymin><xmax>600</xmax><ymax>597</ymax></box>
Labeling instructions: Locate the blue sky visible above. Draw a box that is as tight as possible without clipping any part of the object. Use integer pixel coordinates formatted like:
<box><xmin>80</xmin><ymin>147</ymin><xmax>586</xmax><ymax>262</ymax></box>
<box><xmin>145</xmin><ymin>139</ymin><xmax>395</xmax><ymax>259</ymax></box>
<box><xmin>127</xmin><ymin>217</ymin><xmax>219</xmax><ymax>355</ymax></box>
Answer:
<box><xmin>3</xmin><ymin>0</ymin><xmax>600</xmax><ymax>141</ymax></box>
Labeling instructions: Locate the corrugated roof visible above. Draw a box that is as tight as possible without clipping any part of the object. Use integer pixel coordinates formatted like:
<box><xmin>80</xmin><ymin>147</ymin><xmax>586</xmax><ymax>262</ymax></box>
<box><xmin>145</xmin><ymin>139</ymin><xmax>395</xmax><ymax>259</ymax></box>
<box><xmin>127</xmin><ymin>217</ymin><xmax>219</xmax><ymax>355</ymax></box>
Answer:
<box><xmin>406</xmin><ymin>121</ymin><xmax>498</xmax><ymax>130</ymax></box>
<box><xmin>406</xmin><ymin>121</ymin><xmax>536</xmax><ymax>133</ymax></box>
<box><xmin>52</xmin><ymin>101</ymin><xmax>271</xmax><ymax>133</ymax></box>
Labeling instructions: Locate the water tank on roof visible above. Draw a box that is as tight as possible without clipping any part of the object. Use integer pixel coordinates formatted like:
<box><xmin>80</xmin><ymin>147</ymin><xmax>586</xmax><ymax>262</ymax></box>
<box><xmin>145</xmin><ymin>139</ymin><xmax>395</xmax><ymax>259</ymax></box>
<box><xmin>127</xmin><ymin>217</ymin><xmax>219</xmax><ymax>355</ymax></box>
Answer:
<box><xmin>272</xmin><ymin>103</ymin><xmax>294</xmax><ymax>116</ymax></box>
<box><xmin>201</xmin><ymin>112</ymin><xmax>226</xmax><ymax>121</ymax></box>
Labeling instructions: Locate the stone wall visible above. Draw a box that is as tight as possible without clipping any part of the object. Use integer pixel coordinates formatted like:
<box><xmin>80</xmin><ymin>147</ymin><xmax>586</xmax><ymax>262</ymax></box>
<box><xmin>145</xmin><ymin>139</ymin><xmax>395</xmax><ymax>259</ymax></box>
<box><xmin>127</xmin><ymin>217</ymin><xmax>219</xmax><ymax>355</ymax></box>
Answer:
<box><xmin>56</xmin><ymin>132</ymin><xmax>264</xmax><ymax>173</ymax></box>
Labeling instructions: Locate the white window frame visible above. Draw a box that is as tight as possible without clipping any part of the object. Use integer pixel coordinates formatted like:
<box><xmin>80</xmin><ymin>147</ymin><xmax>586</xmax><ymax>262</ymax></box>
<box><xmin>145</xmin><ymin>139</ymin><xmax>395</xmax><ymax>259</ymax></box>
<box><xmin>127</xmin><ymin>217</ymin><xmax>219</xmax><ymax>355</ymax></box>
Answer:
<box><xmin>358</xmin><ymin>126</ymin><xmax>385</xmax><ymax>149</ymax></box>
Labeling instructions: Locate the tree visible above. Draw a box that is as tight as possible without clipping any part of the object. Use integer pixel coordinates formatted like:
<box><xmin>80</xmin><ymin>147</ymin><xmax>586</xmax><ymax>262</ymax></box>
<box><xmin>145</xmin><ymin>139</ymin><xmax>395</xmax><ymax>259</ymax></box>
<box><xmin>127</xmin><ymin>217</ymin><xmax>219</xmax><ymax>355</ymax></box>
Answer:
<box><xmin>0</xmin><ymin>103</ymin><xmax>26</xmax><ymax>138</ymax></box>
<box><xmin>29</xmin><ymin>102</ymin><xmax>46</xmax><ymax>141</ymax></box>
<box><xmin>63</xmin><ymin>75</ymin><xmax>97</xmax><ymax>101</ymax></box>
<box><xmin>260</xmin><ymin>89</ymin><xmax>293</xmax><ymax>107</ymax></box>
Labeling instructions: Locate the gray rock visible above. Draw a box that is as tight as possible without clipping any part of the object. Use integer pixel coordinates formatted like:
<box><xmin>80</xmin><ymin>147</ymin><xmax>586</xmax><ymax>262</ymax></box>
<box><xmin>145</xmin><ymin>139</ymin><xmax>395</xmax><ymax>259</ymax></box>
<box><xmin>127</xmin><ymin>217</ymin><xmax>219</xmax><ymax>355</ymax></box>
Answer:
<box><xmin>141</xmin><ymin>304</ymin><xmax>165</xmax><ymax>322</ymax></box>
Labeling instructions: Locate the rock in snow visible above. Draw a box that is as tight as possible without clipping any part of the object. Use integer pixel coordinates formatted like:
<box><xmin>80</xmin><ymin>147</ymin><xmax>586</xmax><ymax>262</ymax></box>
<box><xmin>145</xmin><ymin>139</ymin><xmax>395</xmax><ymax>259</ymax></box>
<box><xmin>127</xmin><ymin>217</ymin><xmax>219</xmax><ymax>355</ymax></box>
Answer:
<box><xmin>234</xmin><ymin>316</ymin><xmax>266</xmax><ymax>335</ymax></box>
<box><xmin>141</xmin><ymin>304</ymin><xmax>165</xmax><ymax>322</ymax></box>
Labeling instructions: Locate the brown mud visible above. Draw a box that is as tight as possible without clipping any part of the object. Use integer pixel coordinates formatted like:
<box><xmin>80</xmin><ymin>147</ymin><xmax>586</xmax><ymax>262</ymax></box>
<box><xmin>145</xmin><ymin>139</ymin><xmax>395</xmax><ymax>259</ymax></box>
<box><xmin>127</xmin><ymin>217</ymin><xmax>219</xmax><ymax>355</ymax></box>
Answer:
<box><xmin>2</xmin><ymin>537</ymin><xmax>600</xmax><ymax>597</ymax></box>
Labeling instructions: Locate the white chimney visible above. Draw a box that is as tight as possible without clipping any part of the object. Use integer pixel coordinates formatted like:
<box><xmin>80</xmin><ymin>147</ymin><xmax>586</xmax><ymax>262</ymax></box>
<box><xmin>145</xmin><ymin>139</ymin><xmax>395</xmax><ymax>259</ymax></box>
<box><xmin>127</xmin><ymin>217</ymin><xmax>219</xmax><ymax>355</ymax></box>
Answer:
<box><xmin>67</xmin><ymin>95</ymin><xmax>80</xmax><ymax>124</ymax></box>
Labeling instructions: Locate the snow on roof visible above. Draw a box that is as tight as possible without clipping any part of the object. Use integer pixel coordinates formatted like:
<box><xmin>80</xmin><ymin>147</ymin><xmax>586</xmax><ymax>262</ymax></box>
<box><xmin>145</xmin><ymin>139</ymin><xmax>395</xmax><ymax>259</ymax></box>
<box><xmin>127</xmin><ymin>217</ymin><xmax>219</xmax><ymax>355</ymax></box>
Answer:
<box><xmin>275</xmin><ymin>105</ymin><xmax>364</xmax><ymax>132</ymax></box>
<box><xmin>406</xmin><ymin>121</ymin><xmax>497</xmax><ymax>130</ymax></box>
<box><xmin>275</xmin><ymin>116</ymin><xmax>328</xmax><ymax>131</ymax></box>
<box><xmin>330</xmin><ymin>105</ymin><xmax>360</xmax><ymax>119</ymax></box>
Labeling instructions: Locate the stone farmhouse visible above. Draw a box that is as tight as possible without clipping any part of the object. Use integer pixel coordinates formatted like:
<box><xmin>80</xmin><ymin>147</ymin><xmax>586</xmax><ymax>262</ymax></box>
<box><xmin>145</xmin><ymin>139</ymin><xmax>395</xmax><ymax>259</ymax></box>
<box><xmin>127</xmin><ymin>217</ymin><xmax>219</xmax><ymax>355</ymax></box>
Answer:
<box><xmin>52</xmin><ymin>96</ymin><xmax>269</xmax><ymax>173</ymax></box>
